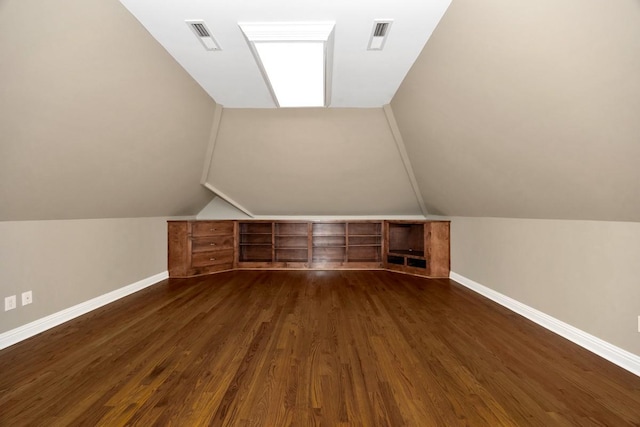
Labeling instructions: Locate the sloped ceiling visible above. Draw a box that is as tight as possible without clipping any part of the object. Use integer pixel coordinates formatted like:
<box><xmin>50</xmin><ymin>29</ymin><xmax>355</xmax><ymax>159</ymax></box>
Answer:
<box><xmin>391</xmin><ymin>0</ymin><xmax>640</xmax><ymax>221</ymax></box>
<box><xmin>118</xmin><ymin>0</ymin><xmax>451</xmax><ymax>108</ymax></box>
<box><xmin>0</xmin><ymin>0</ymin><xmax>214</xmax><ymax>220</ymax></box>
<box><xmin>204</xmin><ymin>108</ymin><xmax>422</xmax><ymax>216</ymax></box>
<box><xmin>3</xmin><ymin>0</ymin><xmax>639</xmax><ymax>221</ymax></box>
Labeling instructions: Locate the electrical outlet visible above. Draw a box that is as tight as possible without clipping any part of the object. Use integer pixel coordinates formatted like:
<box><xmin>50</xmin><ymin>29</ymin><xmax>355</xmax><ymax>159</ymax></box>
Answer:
<box><xmin>22</xmin><ymin>291</ymin><xmax>32</xmax><ymax>306</ymax></box>
<box><xmin>5</xmin><ymin>295</ymin><xmax>16</xmax><ymax>311</ymax></box>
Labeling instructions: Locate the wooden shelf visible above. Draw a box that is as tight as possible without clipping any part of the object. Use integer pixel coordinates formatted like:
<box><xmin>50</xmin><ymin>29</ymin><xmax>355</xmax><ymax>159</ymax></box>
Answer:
<box><xmin>388</xmin><ymin>249</ymin><xmax>425</xmax><ymax>257</ymax></box>
<box><xmin>384</xmin><ymin>221</ymin><xmax>450</xmax><ymax>277</ymax></box>
<box><xmin>239</xmin><ymin>224</ymin><xmax>272</xmax><ymax>250</ymax></box>
<box><xmin>170</xmin><ymin>220</ymin><xmax>448</xmax><ymax>277</ymax></box>
<box><xmin>348</xmin><ymin>222</ymin><xmax>381</xmax><ymax>235</ymax></box>
<box><xmin>274</xmin><ymin>230</ymin><xmax>309</xmax><ymax>262</ymax></box>
<box><xmin>238</xmin><ymin>222</ymin><xmax>274</xmax><ymax>263</ymax></box>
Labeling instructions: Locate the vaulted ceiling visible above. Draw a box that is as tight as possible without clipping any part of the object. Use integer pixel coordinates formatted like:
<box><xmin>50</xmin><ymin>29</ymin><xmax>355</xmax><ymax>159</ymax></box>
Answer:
<box><xmin>392</xmin><ymin>0</ymin><xmax>640</xmax><ymax>221</ymax></box>
<box><xmin>1</xmin><ymin>0</ymin><xmax>639</xmax><ymax>221</ymax></box>
<box><xmin>118</xmin><ymin>0</ymin><xmax>451</xmax><ymax>108</ymax></box>
<box><xmin>0</xmin><ymin>0</ymin><xmax>215</xmax><ymax>220</ymax></box>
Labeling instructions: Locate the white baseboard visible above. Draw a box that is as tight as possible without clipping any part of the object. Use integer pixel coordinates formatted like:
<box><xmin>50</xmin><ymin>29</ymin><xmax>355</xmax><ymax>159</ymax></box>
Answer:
<box><xmin>449</xmin><ymin>272</ymin><xmax>640</xmax><ymax>377</ymax></box>
<box><xmin>0</xmin><ymin>271</ymin><xmax>168</xmax><ymax>351</ymax></box>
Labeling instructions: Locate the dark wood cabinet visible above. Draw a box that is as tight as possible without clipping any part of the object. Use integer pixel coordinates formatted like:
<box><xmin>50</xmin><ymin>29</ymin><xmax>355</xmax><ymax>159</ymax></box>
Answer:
<box><xmin>237</xmin><ymin>221</ymin><xmax>312</xmax><ymax>268</ymax></box>
<box><xmin>168</xmin><ymin>220</ymin><xmax>448</xmax><ymax>278</ymax></box>
<box><xmin>311</xmin><ymin>222</ymin><xmax>347</xmax><ymax>266</ymax></box>
<box><xmin>274</xmin><ymin>222</ymin><xmax>309</xmax><ymax>266</ymax></box>
<box><xmin>347</xmin><ymin>222</ymin><xmax>382</xmax><ymax>264</ymax></box>
<box><xmin>234</xmin><ymin>220</ymin><xmax>383</xmax><ymax>269</ymax></box>
<box><xmin>238</xmin><ymin>221</ymin><xmax>273</xmax><ymax>266</ymax></box>
<box><xmin>384</xmin><ymin>221</ymin><xmax>450</xmax><ymax>278</ymax></box>
<box><xmin>168</xmin><ymin>220</ymin><xmax>235</xmax><ymax>278</ymax></box>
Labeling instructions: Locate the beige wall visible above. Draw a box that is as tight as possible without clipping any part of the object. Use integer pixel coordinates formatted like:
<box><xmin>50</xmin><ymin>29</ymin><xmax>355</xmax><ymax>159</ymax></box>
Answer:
<box><xmin>197</xmin><ymin>197</ymin><xmax>252</xmax><ymax>220</ymax></box>
<box><xmin>391</xmin><ymin>0</ymin><xmax>640</xmax><ymax>221</ymax></box>
<box><xmin>0</xmin><ymin>218</ymin><xmax>171</xmax><ymax>334</ymax></box>
<box><xmin>206</xmin><ymin>108</ymin><xmax>422</xmax><ymax>216</ymax></box>
<box><xmin>0</xmin><ymin>0</ymin><xmax>215</xmax><ymax>220</ymax></box>
<box><xmin>450</xmin><ymin>216</ymin><xmax>640</xmax><ymax>356</ymax></box>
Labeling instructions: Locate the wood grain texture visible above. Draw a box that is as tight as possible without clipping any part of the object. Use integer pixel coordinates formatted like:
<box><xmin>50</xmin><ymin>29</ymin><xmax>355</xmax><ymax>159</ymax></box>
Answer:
<box><xmin>167</xmin><ymin>221</ymin><xmax>189</xmax><ymax>277</ymax></box>
<box><xmin>169</xmin><ymin>221</ymin><xmax>236</xmax><ymax>278</ymax></box>
<box><xmin>1</xmin><ymin>271</ymin><xmax>639</xmax><ymax>426</ymax></box>
<box><xmin>385</xmin><ymin>221</ymin><xmax>450</xmax><ymax>278</ymax></box>
<box><xmin>426</xmin><ymin>222</ymin><xmax>450</xmax><ymax>277</ymax></box>
<box><xmin>237</xmin><ymin>221</ymin><xmax>385</xmax><ymax>270</ymax></box>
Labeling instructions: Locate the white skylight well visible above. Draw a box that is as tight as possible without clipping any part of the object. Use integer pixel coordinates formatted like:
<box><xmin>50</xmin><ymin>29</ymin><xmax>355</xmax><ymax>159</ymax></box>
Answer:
<box><xmin>239</xmin><ymin>22</ymin><xmax>335</xmax><ymax>108</ymax></box>
<box><xmin>254</xmin><ymin>42</ymin><xmax>325</xmax><ymax>107</ymax></box>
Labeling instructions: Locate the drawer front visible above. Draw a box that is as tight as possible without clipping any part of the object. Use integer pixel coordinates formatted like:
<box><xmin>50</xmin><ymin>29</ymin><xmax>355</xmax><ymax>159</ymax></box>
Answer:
<box><xmin>191</xmin><ymin>235</ymin><xmax>234</xmax><ymax>253</ymax></box>
<box><xmin>201</xmin><ymin>263</ymin><xmax>234</xmax><ymax>274</ymax></box>
<box><xmin>187</xmin><ymin>262</ymin><xmax>234</xmax><ymax>277</ymax></box>
<box><xmin>191</xmin><ymin>221</ymin><xmax>234</xmax><ymax>237</ymax></box>
<box><xmin>191</xmin><ymin>249</ymin><xmax>234</xmax><ymax>268</ymax></box>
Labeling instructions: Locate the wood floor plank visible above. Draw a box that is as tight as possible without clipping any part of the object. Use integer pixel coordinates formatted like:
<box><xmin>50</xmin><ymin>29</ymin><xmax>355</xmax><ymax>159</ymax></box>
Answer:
<box><xmin>1</xmin><ymin>270</ymin><xmax>639</xmax><ymax>426</ymax></box>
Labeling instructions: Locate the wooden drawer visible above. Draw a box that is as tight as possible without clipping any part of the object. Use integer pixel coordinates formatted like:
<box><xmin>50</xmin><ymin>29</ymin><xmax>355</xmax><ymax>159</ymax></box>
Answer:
<box><xmin>191</xmin><ymin>235</ymin><xmax>234</xmax><ymax>253</ymax></box>
<box><xmin>191</xmin><ymin>221</ymin><xmax>234</xmax><ymax>237</ymax></box>
<box><xmin>191</xmin><ymin>249</ymin><xmax>234</xmax><ymax>268</ymax></box>
<box><xmin>189</xmin><ymin>262</ymin><xmax>234</xmax><ymax>277</ymax></box>
<box><xmin>202</xmin><ymin>263</ymin><xmax>234</xmax><ymax>273</ymax></box>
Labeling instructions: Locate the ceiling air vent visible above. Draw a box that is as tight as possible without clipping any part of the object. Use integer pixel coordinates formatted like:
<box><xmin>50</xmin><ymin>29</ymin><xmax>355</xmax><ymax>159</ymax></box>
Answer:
<box><xmin>367</xmin><ymin>20</ymin><xmax>393</xmax><ymax>51</ymax></box>
<box><xmin>186</xmin><ymin>20</ymin><xmax>221</xmax><ymax>51</ymax></box>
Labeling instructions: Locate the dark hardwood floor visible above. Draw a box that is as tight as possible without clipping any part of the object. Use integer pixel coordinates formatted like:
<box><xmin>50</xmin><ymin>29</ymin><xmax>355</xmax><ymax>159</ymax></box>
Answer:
<box><xmin>0</xmin><ymin>270</ymin><xmax>639</xmax><ymax>426</ymax></box>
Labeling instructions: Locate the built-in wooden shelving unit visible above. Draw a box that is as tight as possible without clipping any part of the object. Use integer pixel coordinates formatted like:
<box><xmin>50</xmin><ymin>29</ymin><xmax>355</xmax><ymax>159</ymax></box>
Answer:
<box><xmin>275</xmin><ymin>222</ymin><xmax>309</xmax><ymax>265</ymax></box>
<box><xmin>311</xmin><ymin>222</ymin><xmax>347</xmax><ymax>265</ymax></box>
<box><xmin>384</xmin><ymin>221</ymin><xmax>450</xmax><ymax>277</ymax></box>
<box><xmin>168</xmin><ymin>220</ymin><xmax>449</xmax><ymax>278</ymax></box>
<box><xmin>238</xmin><ymin>221</ymin><xmax>273</xmax><ymax>265</ymax></box>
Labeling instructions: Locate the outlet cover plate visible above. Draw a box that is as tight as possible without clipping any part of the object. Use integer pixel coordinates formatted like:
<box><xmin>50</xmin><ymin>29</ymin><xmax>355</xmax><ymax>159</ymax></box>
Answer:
<box><xmin>22</xmin><ymin>291</ymin><xmax>32</xmax><ymax>306</ymax></box>
<box><xmin>5</xmin><ymin>295</ymin><xmax>16</xmax><ymax>311</ymax></box>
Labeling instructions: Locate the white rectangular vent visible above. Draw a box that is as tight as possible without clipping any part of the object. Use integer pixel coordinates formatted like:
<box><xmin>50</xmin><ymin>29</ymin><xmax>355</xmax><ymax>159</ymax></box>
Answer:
<box><xmin>186</xmin><ymin>20</ymin><xmax>221</xmax><ymax>51</ymax></box>
<box><xmin>367</xmin><ymin>20</ymin><xmax>393</xmax><ymax>51</ymax></box>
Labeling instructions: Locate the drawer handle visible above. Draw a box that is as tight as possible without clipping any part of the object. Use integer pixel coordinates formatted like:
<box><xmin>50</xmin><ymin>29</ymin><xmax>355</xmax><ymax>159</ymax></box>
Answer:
<box><xmin>210</xmin><ymin>243</ymin><xmax>216</xmax><ymax>246</ymax></box>
<box><xmin>210</xmin><ymin>258</ymin><xmax>216</xmax><ymax>261</ymax></box>
<box><xmin>210</xmin><ymin>228</ymin><xmax>217</xmax><ymax>231</ymax></box>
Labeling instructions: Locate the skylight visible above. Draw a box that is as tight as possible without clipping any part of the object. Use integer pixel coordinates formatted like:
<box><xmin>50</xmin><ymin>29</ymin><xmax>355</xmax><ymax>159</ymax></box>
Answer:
<box><xmin>254</xmin><ymin>42</ymin><xmax>325</xmax><ymax>107</ymax></box>
<box><xmin>239</xmin><ymin>22</ymin><xmax>335</xmax><ymax>108</ymax></box>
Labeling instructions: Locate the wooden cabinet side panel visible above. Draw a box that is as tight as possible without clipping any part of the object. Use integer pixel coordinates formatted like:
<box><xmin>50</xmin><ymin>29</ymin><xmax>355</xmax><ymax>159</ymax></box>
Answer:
<box><xmin>168</xmin><ymin>221</ymin><xmax>189</xmax><ymax>278</ymax></box>
<box><xmin>383</xmin><ymin>221</ymin><xmax>391</xmax><ymax>268</ymax></box>
<box><xmin>426</xmin><ymin>222</ymin><xmax>450</xmax><ymax>278</ymax></box>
